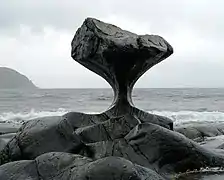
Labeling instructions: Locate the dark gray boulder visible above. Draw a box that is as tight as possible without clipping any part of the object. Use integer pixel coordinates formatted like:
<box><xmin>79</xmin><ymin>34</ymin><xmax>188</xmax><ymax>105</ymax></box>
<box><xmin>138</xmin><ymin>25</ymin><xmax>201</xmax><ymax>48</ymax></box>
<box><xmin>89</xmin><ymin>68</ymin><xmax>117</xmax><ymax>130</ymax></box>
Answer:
<box><xmin>0</xmin><ymin>160</ymin><xmax>39</xmax><ymax>180</ymax></box>
<box><xmin>84</xmin><ymin>123</ymin><xmax>224</xmax><ymax>178</ymax></box>
<box><xmin>0</xmin><ymin>152</ymin><xmax>165</xmax><ymax>180</ymax></box>
<box><xmin>0</xmin><ymin>112</ymin><xmax>171</xmax><ymax>165</ymax></box>
<box><xmin>35</xmin><ymin>152</ymin><xmax>92</xmax><ymax>179</ymax></box>
<box><xmin>73</xmin><ymin>156</ymin><xmax>165</xmax><ymax>180</ymax></box>
<box><xmin>0</xmin><ymin>112</ymin><xmax>111</xmax><ymax>163</ymax></box>
<box><xmin>0</xmin><ymin>115</ymin><xmax>84</xmax><ymax>163</ymax></box>
<box><xmin>175</xmin><ymin>123</ymin><xmax>224</xmax><ymax>141</ymax></box>
<box><xmin>125</xmin><ymin>123</ymin><xmax>224</xmax><ymax>175</ymax></box>
<box><xmin>75</xmin><ymin>114</ymin><xmax>139</xmax><ymax>143</ymax></box>
<box><xmin>64</xmin><ymin>111</ymin><xmax>109</xmax><ymax>127</ymax></box>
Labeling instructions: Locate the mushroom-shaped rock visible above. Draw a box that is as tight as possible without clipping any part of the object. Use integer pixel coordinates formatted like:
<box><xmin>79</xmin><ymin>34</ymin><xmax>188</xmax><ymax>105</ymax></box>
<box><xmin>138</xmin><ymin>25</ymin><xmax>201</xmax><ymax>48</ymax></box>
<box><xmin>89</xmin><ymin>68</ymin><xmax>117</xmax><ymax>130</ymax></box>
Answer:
<box><xmin>71</xmin><ymin>18</ymin><xmax>173</xmax><ymax>117</ymax></box>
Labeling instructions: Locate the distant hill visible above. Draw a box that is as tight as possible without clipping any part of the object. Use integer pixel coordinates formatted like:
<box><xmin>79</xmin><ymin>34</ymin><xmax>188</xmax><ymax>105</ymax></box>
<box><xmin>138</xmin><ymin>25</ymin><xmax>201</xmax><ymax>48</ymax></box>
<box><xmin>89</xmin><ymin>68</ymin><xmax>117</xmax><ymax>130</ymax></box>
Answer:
<box><xmin>0</xmin><ymin>67</ymin><xmax>37</xmax><ymax>89</ymax></box>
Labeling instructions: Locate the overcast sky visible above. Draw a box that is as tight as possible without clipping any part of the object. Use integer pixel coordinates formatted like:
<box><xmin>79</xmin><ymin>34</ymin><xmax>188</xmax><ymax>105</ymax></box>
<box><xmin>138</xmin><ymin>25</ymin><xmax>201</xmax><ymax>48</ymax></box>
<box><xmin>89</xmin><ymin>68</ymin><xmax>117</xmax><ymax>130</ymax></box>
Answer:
<box><xmin>0</xmin><ymin>0</ymin><xmax>223</xmax><ymax>88</ymax></box>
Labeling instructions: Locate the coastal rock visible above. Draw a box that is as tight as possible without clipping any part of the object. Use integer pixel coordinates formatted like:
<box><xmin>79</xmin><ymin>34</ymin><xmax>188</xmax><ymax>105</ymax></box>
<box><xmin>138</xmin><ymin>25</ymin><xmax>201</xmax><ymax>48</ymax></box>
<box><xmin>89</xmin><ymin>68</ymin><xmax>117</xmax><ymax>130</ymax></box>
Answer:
<box><xmin>0</xmin><ymin>110</ymin><xmax>172</xmax><ymax>164</ymax></box>
<box><xmin>75</xmin><ymin>114</ymin><xmax>139</xmax><ymax>143</ymax></box>
<box><xmin>0</xmin><ymin>112</ymin><xmax>110</xmax><ymax>163</ymax></box>
<box><xmin>175</xmin><ymin>123</ymin><xmax>224</xmax><ymax>141</ymax></box>
<box><xmin>0</xmin><ymin>152</ymin><xmax>165</xmax><ymax>180</ymax></box>
<box><xmin>125</xmin><ymin>123</ymin><xmax>224</xmax><ymax>174</ymax></box>
<box><xmin>0</xmin><ymin>160</ymin><xmax>39</xmax><ymax>180</ymax></box>
<box><xmin>0</xmin><ymin>115</ymin><xmax>83</xmax><ymax>162</ymax></box>
<box><xmin>71</xmin><ymin>17</ymin><xmax>173</xmax><ymax>129</ymax></box>
<box><xmin>86</xmin><ymin>123</ymin><xmax>224</xmax><ymax>178</ymax></box>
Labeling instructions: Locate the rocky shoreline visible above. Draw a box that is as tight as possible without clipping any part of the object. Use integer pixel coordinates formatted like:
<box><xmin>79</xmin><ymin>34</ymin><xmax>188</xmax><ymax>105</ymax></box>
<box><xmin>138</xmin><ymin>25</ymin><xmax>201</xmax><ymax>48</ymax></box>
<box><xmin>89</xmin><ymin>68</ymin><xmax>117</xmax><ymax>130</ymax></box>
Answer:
<box><xmin>1</xmin><ymin>18</ymin><xmax>224</xmax><ymax>180</ymax></box>
<box><xmin>1</xmin><ymin>118</ymin><xmax>224</xmax><ymax>179</ymax></box>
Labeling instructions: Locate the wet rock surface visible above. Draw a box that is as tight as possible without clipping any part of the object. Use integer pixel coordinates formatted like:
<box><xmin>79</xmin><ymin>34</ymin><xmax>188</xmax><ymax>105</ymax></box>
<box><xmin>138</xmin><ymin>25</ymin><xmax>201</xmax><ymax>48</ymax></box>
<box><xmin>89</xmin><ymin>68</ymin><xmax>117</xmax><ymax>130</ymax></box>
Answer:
<box><xmin>1</xmin><ymin>18</ymin><xmax>224</xmax><ymax>180</ymax></box>
<box><xmin>175</xmin><ymin>123</ymin><xmax>224</xmax><ymax>141</ymax></box>
<box><xmin>176</xmin><ymin>171</ymin><xmax>224</xmax><ymax>180</ymax></box>
<box><xmin>2</xmin><ymin>114</ymin><xmax>224</xmax><ymax>179</ymax></box>
<box><xmin>0</xmin><ymin>152</ymin><xmax>165</xmax><ymax>180</ymax></box>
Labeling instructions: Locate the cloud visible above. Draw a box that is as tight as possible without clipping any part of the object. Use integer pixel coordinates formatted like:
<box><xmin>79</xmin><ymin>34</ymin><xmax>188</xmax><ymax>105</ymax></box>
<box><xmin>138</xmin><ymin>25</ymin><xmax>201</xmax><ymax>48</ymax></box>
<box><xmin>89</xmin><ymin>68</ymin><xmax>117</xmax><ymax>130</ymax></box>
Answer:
<box><xmin>0</xmin><ymin>0</ymin><xmax>224</xmax><ymax>88</ymax></box>
<box><xmin>1</xmin><ymin>0</ymin><xmax>224</xmax><ymax>38</ymax></box>
<box><xmin>0</xmin><ymin>0</ymin><xmax>109</xmax><ymax>34</ymax></box>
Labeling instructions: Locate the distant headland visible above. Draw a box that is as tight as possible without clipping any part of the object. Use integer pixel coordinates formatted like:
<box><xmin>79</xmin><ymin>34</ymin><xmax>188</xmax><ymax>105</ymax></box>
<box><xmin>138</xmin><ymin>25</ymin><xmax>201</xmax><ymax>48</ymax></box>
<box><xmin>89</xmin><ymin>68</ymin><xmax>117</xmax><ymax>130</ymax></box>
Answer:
<box><xmin>0</xmin><ymin>67</ymin><xmax>37</xmax><ymax>89</ymax></box>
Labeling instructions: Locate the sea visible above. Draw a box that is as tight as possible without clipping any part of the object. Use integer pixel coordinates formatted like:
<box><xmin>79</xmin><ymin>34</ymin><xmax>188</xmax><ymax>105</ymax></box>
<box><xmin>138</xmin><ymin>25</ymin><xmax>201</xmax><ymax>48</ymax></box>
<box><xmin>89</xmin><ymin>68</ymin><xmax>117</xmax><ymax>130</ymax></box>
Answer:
<box><xmin>1</xmin><ymin>88</ymin><xmax>224</xmax><ymax>127</ymax></box>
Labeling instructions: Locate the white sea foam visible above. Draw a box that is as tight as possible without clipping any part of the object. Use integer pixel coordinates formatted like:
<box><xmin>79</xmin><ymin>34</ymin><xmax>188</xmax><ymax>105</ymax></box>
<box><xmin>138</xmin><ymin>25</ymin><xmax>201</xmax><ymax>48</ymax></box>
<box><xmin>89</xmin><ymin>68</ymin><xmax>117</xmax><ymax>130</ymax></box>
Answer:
<box><xmin>0</xmin><ymin>108</ymin><xmax>68</xmax><ymax>125</ymax></box>
<box><xmin>1</xmin><ymin>109</ymin><xmax>224</xmax><ymax>126</ymax></box>
<box><xmin>149</xmin><ymin>110</ymin><xmax>224</xmax><ymax>126</ymax></box>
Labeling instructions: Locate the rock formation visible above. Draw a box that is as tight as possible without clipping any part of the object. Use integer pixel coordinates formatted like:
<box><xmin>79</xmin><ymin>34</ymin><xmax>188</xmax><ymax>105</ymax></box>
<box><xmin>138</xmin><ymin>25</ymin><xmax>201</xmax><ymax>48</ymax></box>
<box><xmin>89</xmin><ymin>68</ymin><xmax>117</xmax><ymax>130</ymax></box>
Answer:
<box><xmin>1</xmin><ymin>18</ymin><xmax>224</xmax><ymax>180</ymax></box>
<box><xmin>71</xmin><ymin>18</ymin><xmax>173</xmax><ymax>129</ymax></box>
<box><xmin>0</xmin><ymin>152</ymin><xmax>165</xmax><ymax>180</ymax></box>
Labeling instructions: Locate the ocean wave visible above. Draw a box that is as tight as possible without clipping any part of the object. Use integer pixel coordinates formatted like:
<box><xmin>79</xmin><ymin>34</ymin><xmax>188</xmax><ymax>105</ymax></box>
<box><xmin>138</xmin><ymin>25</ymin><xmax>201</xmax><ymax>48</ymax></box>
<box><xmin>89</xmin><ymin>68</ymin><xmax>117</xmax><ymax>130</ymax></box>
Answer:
<box><xmin>1</xmin><ymin>109</ymin><xmax>224</xmax><ymax>126</ymax></box>
<box><xmin>0</xmin><ymin>108</ymin><xmax>68</xmax><ymax>125</ymax></box>
<box><xmin>28</xmin><ymin>94</ymin><xmax>67</xmax><ymax>99</ymax></box>
<box><xmin>95</xmin><ymin>96</ymin><xmax>112</xmax><ymax>101</ymax></box>
<box><xmin>150</xmin><ymin>111</ymin><xmax>224</xmax><ymax>126</ymax></box>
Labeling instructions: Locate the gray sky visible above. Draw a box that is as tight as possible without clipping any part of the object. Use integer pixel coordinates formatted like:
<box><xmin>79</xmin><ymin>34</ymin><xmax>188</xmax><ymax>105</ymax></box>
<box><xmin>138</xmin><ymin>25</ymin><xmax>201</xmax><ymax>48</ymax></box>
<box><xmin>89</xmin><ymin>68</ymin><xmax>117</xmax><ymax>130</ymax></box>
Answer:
<box><xmin>0</xmin><ymin>0</ymin><xmax>223</xmax><ymax>88</ymax></box>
